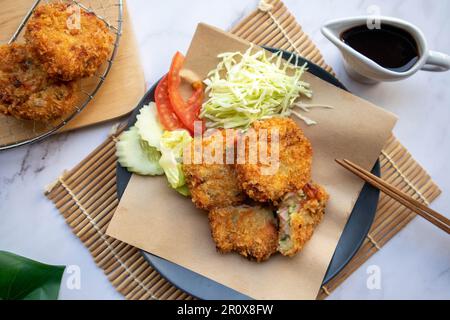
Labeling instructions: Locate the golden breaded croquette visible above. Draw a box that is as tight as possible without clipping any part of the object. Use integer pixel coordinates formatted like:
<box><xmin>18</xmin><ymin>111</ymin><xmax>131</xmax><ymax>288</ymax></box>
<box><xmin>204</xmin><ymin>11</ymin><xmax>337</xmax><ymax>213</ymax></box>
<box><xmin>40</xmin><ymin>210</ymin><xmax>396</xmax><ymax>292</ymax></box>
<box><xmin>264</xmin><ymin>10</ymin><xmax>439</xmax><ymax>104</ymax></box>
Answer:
<box><xmin>209</xmin><ymin>205</ymin><xmax>278</xmax><ymax>262</ymax></box>
<box><xmin>25</xmin><ymin>3</ymin><xmax>114</xmax><ymax>81</ymax></box>
<box><xmin>236</xmin><ymin>117</ymin><xmax>313</xmax><ymax>204</ymax></box>
<box><xmin>277</xmin><ymin>183</ymin><xmax>329</xmax><ymax>257</ymax></box>
<box><xmin>0</xmin><ymin>43</ymin><xmax>77</xmax><ymax>121</ymax></box>
<box><xmin>183</xmin><ymin>129</ymin><xmax>245</xmax><ymax>211</ymax></box>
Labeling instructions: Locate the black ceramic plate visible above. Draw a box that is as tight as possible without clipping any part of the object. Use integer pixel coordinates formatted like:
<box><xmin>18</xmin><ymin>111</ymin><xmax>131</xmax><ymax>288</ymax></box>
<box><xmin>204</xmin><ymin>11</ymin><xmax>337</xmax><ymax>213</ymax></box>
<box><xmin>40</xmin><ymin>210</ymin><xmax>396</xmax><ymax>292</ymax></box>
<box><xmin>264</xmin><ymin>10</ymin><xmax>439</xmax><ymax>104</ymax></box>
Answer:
<box><xmin>116</xmin><ymin>48</ymin><xmax>380</xmax><ymax>299</ymax></box>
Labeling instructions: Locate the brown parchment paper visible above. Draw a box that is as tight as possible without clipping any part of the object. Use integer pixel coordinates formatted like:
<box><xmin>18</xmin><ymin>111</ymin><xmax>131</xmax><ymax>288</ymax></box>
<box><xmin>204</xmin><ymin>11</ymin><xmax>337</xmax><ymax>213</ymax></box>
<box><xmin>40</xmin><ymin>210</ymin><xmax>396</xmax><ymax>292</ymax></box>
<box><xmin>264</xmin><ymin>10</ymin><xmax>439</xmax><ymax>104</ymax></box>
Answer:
<box><xmin>107</xmin><ymin>23</ymin><xmax>397</xmax><ymax>300</ymax></box>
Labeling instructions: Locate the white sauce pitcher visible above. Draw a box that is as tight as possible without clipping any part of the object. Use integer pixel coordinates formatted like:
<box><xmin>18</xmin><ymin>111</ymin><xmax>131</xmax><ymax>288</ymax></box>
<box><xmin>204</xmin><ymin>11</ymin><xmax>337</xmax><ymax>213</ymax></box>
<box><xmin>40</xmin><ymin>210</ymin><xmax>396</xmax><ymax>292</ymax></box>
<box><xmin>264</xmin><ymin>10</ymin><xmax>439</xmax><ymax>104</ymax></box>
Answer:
<box><xmin>321</xmin><ymin>16</ymin><xmax>450</xmax><ymax>83</ymax></box>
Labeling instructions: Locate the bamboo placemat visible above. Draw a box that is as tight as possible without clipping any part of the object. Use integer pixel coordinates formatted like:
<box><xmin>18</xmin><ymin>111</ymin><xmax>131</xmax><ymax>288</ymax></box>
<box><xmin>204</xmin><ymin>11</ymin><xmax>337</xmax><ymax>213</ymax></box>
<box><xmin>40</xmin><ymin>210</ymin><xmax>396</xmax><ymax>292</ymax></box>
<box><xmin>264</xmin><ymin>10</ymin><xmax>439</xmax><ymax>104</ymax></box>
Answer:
<box><xmin>45</xmin><ymin>0</ymin><xmax>441</xmax><ymax>300</ymax></box>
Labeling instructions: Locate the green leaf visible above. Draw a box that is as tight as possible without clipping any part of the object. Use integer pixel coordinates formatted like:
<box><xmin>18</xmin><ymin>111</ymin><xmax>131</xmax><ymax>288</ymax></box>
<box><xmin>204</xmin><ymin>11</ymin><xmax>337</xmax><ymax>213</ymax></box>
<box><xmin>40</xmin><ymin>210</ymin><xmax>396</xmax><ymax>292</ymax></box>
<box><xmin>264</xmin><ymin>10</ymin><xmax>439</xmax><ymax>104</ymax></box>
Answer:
<box><xmin>0</xmin><ymin>251</ymin><xmax>65</xmax><ymax>300</ymax></box>
<box><xmin>175</xmin><ymin>184</ymin><xmax>191</xmax><ymax>197</ymax></box>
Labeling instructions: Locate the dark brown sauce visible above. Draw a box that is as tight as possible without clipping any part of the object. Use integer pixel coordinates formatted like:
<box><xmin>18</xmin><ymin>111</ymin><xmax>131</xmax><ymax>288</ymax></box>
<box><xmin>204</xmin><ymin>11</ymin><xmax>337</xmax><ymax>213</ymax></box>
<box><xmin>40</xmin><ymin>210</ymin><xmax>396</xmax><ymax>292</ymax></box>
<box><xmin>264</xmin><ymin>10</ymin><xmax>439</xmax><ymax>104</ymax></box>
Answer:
<box><xmin>341</xmin><ymin>24</ymin><xmax>419</xmax><ymax>72</ymax></box>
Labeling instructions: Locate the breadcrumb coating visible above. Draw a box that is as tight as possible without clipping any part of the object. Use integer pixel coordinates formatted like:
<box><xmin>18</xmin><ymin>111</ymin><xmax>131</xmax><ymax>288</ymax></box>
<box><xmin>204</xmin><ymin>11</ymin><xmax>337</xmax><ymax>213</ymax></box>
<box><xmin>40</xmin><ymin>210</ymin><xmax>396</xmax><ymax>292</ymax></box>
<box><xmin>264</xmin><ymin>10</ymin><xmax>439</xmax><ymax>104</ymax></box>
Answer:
<box><xmin>209</xmin><ymin>205</ymin><xmax>278</xmax><ymax>262</ymax></box>
<box><xmin>277</xmin><ymin>183</ymin><xmax>329</xmax><ymax>257</ymax></box>
<box><xmin>183</xmin><ymin>129</ymin><xmax>245</xmax><ymax>211</ymax></box>
<box><xmin>0</xmin><ymin>43</ymin><xmax>76</xmax><ymax>121</ymax></box>
<box><xmin>236</xmin><ymin>117</ymin><xmax>313</xmax><ymax>204</ymax></box>
<box><xmin>25</xmin><ymin>3</ymin><xmax>114</xmax><ymax>81</ymax></box>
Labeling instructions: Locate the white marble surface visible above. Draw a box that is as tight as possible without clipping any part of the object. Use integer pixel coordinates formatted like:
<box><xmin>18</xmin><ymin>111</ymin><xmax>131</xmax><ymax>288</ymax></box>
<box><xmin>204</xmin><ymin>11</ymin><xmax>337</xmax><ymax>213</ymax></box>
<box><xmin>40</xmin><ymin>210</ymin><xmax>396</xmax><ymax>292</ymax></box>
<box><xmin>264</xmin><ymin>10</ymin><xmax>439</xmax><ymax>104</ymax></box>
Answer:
<box><xmin>0</xmin><ymin>0</ymin><xmax>449</xmax><ymax>300</ymax></box>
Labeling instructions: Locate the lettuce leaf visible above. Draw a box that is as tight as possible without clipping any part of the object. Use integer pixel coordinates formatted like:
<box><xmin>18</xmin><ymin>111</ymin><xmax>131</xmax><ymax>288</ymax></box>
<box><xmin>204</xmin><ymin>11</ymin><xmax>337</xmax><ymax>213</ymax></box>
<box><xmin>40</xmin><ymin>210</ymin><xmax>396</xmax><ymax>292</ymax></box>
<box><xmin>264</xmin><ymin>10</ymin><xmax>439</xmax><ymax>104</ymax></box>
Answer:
<box><xmin>159</xmin><ymin>130</ymin><xmax>193</xmax><ymax>193</ymax></box>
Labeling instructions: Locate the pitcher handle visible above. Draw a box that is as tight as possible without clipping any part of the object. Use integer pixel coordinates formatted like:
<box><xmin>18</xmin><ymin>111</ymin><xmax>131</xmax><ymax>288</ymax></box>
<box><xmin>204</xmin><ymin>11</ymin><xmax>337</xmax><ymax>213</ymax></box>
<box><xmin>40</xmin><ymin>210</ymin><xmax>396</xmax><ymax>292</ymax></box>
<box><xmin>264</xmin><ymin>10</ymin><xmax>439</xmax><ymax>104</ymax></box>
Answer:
<box><xmin>422</xmin><ymin>51</ymin><xmax>450</xmax><ymax>72</ymax></box>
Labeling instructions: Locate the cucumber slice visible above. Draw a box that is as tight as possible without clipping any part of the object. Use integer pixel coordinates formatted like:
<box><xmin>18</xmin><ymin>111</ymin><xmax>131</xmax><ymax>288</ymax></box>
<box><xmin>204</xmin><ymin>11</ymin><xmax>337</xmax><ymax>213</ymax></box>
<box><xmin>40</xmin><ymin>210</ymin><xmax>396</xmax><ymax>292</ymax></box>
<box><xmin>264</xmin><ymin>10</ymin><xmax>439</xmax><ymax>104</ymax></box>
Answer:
<box><xmin>116</xmin><ymin>126</ymin><xmax>164</xmax><ymax>176</ymax></box>
<box><xmin>135</xmin><ymin>102</ymin><xmax>163</xmax><ymax>150</ymax></box>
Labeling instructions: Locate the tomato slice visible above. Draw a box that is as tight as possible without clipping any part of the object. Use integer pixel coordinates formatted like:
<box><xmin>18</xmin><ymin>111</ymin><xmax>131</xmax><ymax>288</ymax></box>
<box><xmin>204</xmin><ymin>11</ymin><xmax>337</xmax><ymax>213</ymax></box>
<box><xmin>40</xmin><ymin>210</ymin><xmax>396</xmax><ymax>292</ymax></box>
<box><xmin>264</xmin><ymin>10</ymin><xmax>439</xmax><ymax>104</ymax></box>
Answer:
<box><xmin>188</xmin><ymin>81</ymin><xmax>204</xmax><ymax>114</ymax></box>
<box><xmin>188</xmin><ymin>81</ymin><xmax>205</xmax><ymax>134</ymax></box>
<box><xmin>154</xmin><ymin>75</ymin><xmax>184</xmax><ymax>131</ymax></box>
<box><xmin>168</xmin><ymin>52</ymin><xmax>204</xmax><ymax>134</ymax></box>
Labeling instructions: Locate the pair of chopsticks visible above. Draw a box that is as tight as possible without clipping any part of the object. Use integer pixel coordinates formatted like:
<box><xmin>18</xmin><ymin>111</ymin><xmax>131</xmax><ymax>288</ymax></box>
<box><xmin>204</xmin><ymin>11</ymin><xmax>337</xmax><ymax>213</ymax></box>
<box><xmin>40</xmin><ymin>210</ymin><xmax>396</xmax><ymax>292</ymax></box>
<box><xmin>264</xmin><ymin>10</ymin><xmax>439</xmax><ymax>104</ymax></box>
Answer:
<box><xmin>336</xmin><ymin>159</ymin><xmax>450</xmax><ymax>234</ymax></box>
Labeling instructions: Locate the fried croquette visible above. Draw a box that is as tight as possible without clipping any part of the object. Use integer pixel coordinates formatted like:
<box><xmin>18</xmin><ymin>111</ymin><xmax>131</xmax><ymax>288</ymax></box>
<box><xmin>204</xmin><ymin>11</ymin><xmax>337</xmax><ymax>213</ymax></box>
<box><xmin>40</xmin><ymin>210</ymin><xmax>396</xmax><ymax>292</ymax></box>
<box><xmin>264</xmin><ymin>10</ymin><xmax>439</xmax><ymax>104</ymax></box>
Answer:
<box><xmin>209</xmin><ymin>205</ymin><xmax>278</xmax><ymax>262</ymax></box>
<box><xmin>236</xmin><ymin>117</ymin><xmax>313</xmax><ymax>204</ymax></box>
<box><xmin>0</xmin><ymin>43</ymin><xmax>77</xmax><ymax>121</ymax></box>
<box><xmin>25</xmin><ymin>3</ymin><xmax>114</xmax><ymax>81</ymax></box>
<box><xmin>277</xmin><ymin>183</ymin><xmax>329</xmax><ymax>257</ymax></box>
<box><xmin>183</xmin><ymin>130</ymin><xmax>245</xmax><ymax>211</ymax></box>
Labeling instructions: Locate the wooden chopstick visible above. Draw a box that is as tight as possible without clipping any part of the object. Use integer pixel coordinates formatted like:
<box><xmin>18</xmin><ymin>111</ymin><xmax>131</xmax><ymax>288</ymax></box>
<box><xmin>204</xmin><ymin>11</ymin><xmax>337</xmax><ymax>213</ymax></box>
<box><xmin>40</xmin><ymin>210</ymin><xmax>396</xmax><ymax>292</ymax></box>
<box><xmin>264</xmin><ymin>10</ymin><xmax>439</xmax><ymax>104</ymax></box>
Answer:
<box><xmin>336</xmin><ymin>159</ymin><xmax>450</xmax><ymax>234</ymax></box>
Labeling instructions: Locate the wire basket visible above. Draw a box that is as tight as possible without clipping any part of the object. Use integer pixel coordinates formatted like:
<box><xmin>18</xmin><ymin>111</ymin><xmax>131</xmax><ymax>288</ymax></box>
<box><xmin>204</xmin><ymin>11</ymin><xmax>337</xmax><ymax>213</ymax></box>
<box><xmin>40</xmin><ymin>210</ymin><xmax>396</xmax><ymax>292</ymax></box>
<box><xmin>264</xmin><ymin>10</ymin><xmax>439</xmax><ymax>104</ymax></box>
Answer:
<box><xmin>0</xmin><ymin>0</ymin><xmax>123</xmax><ymax>150</ymax></box>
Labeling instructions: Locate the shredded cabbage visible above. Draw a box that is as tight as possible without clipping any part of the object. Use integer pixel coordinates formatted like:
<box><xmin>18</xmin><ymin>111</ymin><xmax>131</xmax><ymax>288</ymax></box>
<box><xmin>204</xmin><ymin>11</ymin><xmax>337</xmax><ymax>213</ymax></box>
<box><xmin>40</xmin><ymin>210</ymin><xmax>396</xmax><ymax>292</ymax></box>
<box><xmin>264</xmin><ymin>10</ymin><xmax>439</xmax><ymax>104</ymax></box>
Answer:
<box><xmin>200</xmin><ymin>46</ymin><xmax>312</xmax><ymax>129</ymax></box>
<box><xmin>159</xmin><ymin>130</ymin><xmax>193</xmax><ymax>190</ymax></box>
